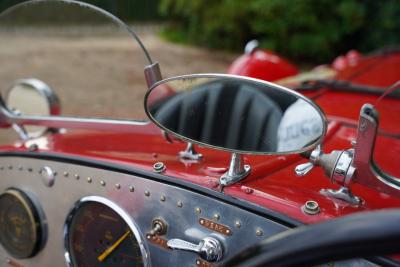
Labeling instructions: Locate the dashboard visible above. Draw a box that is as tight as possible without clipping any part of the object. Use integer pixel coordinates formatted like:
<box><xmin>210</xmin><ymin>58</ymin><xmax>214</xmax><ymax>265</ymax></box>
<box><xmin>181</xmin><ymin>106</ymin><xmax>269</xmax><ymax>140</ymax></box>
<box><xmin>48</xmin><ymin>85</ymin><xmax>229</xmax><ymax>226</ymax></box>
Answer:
<box><xmin>0</xmin><ymin>155</ymin><xmax>380</xmax><ymax>267</ymax></box>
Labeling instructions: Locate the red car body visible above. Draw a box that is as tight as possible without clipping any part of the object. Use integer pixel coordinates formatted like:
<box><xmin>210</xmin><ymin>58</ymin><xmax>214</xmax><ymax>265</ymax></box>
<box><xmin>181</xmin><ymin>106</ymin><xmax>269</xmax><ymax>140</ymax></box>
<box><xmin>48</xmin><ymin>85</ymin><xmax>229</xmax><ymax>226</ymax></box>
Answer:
<box><xmin>3</xmin><ymin>49</ymin><xmax>398</xmax><ymax>226</ymax></box>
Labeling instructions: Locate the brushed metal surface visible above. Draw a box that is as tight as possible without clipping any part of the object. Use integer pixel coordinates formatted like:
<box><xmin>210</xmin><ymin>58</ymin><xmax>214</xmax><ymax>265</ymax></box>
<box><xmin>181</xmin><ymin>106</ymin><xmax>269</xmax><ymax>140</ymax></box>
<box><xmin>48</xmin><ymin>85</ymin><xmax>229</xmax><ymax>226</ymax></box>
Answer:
<box><xmin>0</xmin><ymin>157</ymin><xmax>379</xmax><ymax>267</ymax></box>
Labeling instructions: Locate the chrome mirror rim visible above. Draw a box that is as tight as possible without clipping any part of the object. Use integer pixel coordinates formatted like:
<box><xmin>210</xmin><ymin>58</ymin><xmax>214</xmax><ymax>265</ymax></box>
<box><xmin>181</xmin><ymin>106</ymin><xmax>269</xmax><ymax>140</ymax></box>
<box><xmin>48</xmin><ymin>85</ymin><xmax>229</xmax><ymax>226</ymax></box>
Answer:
<box><xmin>144</xmin><ymin>73</ymin><xmax>328</xmax><ymax>156</ymax></box>
<box><xmin>6</xmin><ymin>78</ymin><xmax>61</xmax><ymax>117</ymax></box>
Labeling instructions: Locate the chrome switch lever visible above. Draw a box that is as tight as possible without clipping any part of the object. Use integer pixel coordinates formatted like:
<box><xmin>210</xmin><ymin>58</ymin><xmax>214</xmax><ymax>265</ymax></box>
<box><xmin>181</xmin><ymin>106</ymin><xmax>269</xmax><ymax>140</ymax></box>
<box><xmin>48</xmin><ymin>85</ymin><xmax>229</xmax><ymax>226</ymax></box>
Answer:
<box><xmin>167</xmin><ymin>236</ymin><xmax>223</xmax><ymax>262</ymax></box>
<box><xmin>295</xmin><ymin>162</ymin><xmax>314</xmax><ymax>176</ymax></box>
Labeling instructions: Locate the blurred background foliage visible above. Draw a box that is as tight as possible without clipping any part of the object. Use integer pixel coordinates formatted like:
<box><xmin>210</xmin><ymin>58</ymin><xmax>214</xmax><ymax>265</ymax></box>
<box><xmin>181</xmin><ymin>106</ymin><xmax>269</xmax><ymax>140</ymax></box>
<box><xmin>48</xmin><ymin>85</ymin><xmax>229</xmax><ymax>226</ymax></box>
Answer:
<box><xmin>1</xmin><ymin>0</ymin><xmax>399</xmax><ymax>64</ymax></box>
<box><xmin>0</xmin><ymin>0</ymin><xmax>161</xmax><ymax>21</ymax></box>
<box><xmin>159</xmin><ymin>0</ymin><xmax>400</xmax><ymax>63</ymax></box>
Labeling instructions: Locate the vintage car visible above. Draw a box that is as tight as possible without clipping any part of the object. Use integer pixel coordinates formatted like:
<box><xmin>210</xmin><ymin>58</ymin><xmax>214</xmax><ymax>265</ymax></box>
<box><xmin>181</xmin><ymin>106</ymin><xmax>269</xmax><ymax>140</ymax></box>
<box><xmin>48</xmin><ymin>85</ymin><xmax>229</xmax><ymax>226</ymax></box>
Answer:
<box><xmin>0</xmin><ymin>1</ymin><xmax>399</xmax><ymax>267</ymax></box>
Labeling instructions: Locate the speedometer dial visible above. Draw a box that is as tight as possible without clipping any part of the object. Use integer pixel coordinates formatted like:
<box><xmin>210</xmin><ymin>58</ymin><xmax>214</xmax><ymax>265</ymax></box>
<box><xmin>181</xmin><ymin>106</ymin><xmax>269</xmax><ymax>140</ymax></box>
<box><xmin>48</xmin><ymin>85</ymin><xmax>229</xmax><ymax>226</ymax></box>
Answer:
<box><xmin>64</xmin><ymin>196</ymin><xmax>148</xmax><ymax>267</ymax></box>
<box><xmin>0</xmin><ymin>188</ymin><xmax>45</xmax><ymax>259</ymax></box>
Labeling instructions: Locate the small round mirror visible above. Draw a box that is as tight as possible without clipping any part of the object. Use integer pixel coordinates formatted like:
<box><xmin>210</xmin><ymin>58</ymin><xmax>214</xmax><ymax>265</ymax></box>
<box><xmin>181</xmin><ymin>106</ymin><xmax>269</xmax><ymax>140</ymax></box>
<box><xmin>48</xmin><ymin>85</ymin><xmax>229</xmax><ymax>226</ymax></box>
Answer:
<box><xmin>145</xmin><ymin>74</ymin><xmax>326</xmax><ymax>155</ymax></box>
<box><xmin>6</xmin><ymin>79</ymin><xmax>60</xmax><ymax>138</ymax></box>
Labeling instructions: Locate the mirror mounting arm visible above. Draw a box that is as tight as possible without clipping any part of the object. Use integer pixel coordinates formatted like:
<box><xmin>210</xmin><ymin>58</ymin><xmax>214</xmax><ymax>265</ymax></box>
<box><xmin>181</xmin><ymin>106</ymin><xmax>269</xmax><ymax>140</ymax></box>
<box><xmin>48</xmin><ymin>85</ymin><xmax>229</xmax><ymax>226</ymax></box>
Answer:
<box><xmin>179</xmin><ymin>143</ymin><xmax>203</xmax><ymax>161</ymax></box>
<box><xmin>144</xmin><ymin>62</ymin><xmax>162</xmax><ymax>89</ymax></box>
<box><xmin>219</xmin><ymin>153</ymin><xmax>251</xmax><ymax>188</ymax></box>
<box><xmin>296</xmin><ymin>104</ymin><xmax>400</xmax><ymax>205</ymax></box>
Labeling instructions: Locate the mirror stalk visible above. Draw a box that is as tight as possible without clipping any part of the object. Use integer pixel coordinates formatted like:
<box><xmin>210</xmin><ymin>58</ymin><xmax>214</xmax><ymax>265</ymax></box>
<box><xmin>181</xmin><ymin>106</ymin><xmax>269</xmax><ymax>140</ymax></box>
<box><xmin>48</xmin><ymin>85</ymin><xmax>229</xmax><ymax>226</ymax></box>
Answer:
<box><xmin>179</xmin><ymin>143</ymin><xmax>203</xmax><ymax>161</ymax></box>
<box><xmin>12</xmin><ymin>123</ymin><xmax>29</xmax><ymax>141</ymax></box>
<box><xmin>144</xmin><ymin>62</ymin><xmax>162</xmax><ymax>89</ymax></box>
<box><xmin>220</xmin><ymin>153</ymin><xmax>251</xmax><ymax>188</ymax></box>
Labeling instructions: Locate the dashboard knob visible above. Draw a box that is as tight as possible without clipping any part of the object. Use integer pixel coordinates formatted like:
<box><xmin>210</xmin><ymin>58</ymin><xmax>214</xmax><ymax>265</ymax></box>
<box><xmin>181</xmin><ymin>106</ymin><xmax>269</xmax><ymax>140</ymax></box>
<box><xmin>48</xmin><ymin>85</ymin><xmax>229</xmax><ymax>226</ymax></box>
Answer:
<box><xmin>167</xmin><ymin>236</ymin><xmax>223</xmax><ymax>262</ymax></box>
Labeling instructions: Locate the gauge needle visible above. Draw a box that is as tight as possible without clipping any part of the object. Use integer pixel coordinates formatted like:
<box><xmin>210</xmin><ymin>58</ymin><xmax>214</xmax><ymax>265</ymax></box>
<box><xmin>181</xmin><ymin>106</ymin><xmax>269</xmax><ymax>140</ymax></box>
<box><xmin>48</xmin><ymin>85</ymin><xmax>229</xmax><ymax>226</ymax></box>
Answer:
<box><xmin>97</xmin><ymin>230</ymin><xmax>131</xmax><ymax>262</ymax></box>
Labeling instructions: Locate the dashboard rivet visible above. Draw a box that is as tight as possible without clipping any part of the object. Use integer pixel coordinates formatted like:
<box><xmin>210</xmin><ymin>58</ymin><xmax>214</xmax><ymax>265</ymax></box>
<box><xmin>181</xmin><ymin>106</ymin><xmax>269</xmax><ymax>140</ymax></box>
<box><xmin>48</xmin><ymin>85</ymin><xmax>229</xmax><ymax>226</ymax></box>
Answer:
<box><xmin>87</xmin><ymin>177</ymin><xmax>92</xmax><ymax>183</ymax></box>
<box><xmin>115</xmin><ymin>183</ymin><xmax>121</xmax><ymax>189</ymax></box>
<box><xmin>226</xmin><ymin>229</ymin><xmax>231</xmax><ymax>235</ymax></box>
<box><xmin>63</xmin><ymin>171</ymin><xmax>69</xmax><ymax>177</ymax></box>
<box><xmin>74</xmin><ymin>174</ymin><xmax>80</xmax><ymax>180</ymax></box>
<box><xmin>213</xmin><ymin>213</ymin><xmax>220</xmax><ymax>221</ymax></box>
<box><xmin>160</xmin><ymin>195</ymin><xmax>166</xmax><ymax>202</ymax></box>
<box><xmin>129</xmin><ymin>186</ymin><xmax>135</xmax><ymax>192</ymax></box>
<box><xmin>153</xmin><ymin>162</ymin><xmax>166</xmax><ymax>173</ymax></box>
<box><xmin>40</xmin><ymin>166</ymin><xmax>55</xmax><ymax>187</ymax></box>
<box><xmin>145</xmin><ymin>190</ymin><xmax>151</xmax><ymax>197</ymax></box>
<box><xmin>177</xmin><ymin>201</ymin><xmax>183</xmax><ymax>208</ymax></box>
<box><xmin>302</xmin><ymin>200</ymin><xmax>320</xmax><ymax>215</ymax></box>
<box><xmin>196</xmin><ymin>260</ymin><xmax>201</xmax><ymax>265</ymax></box>
<box><xmin>100</xmin><ymin>180</ymin><xmax>106</xmax><ymax>186</ymax></box>
<box><xmin>235</xmin><ymin>221</ymin><xmax>241</xmax><ymax>228</ymax></box>
<box><xmin>0</xmin><ymin>166</ymin><xmax>3</xmax><ymax>170</ymax></box>
<box><xmin>18</xmin><ymin>166</ymin><xmax>23</xmax><ymax>171</ymax></box>
<box><xmin>195</xmin><ymin>207</ymin><xmax>201</xmax><ymax>214</ymax></box>
<box><xmin>8</xmin><ymin>165</ymin><xmax>12</xmax><ymax>170</ymax></box>
<box><xmin>27</xmin><ymin>167</ymin><xmax>33</xmax><ymax>172</ymax></box>
<box><xmin>256</xmin><ymin>229</ymin><xmax>263</xmax><ymax>236</ymax></box>
<box><xmin>200</xmin><ymin>219</ymin><xmax>205</xmax><ymax>225</ymax></box>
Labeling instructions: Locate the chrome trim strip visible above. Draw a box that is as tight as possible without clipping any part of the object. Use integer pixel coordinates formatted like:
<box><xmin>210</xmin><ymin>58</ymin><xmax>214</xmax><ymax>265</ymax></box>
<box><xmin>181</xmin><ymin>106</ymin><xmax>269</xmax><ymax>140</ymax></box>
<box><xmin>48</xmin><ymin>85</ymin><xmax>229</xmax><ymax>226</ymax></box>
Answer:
<box><xmin>0</xmin><ymin>104</ymin><xmax>150</xmax><ymax>131</ymax></box>
<box><xmin>63</xmin><ymin>196</ymin><xmax>151</xmax><ymax>267</ymax></box>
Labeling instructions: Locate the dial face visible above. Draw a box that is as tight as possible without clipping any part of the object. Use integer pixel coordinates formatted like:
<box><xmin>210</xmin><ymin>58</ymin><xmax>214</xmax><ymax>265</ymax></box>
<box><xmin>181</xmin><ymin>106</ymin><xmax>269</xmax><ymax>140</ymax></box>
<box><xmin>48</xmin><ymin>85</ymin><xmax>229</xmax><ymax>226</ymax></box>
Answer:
<box><xmin>66</xmin><ymin>199</ymin><xmax>145</xmax><ymax>267</ymax></box>
<box><xmin>0</xmin><ymin>189</ymin><xmax>44</xmax><ymax>258</ymax></box>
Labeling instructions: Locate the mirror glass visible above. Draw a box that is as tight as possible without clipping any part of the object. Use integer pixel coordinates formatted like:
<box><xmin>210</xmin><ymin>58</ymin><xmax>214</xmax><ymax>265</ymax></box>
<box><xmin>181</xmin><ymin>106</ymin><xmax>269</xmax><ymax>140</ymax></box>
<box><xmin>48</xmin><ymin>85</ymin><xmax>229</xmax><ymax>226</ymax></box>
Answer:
<box><xmin>7</xmin><ymin>79</ymin><xmax>59</xmax><ymax>117</ymax></box>
<box><xmin>6</xmin><ymin>79</ymin><xmax>60</xmax><ymax>138</ymax></box>
<box><xmin>145</xmin><ymin>75</ymin><xmax>326</xmax><ymax>154</ymax></box>
<box><xmin>0</xmin><ymin>0</ymin><xmax>152</xmax><ymax>121</ymax></box>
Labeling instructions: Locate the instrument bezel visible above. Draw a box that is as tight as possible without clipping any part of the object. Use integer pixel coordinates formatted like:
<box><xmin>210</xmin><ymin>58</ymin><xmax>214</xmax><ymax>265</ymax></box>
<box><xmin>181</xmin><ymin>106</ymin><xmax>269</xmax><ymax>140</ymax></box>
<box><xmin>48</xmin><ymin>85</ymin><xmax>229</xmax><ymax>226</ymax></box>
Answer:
<box><xmin>63</xmin><ymin>195</ymin><xmax>151</xmax><ymax>267</ymax></box>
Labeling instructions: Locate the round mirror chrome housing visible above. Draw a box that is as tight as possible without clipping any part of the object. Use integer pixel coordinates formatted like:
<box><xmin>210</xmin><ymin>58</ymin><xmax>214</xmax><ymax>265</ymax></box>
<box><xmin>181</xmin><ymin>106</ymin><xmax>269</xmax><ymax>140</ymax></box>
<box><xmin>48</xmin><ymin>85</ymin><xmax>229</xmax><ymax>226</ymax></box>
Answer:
<box><xmin>6</xmin><ymin>79</ymin><xmax>60</xmax><ymax>138</ymax></box>
<box><xmin>145</xmin><ymin>74</ymin><xmax>327</xmax><ymax>187</ymax></box>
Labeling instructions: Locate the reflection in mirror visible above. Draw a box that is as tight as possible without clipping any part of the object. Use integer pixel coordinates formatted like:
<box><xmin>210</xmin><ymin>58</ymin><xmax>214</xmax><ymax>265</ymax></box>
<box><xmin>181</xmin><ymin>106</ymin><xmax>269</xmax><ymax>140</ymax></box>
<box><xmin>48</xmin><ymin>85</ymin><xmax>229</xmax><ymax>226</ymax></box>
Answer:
<box><xmin>0</xmin><ymin>0</ymin><xmax>152</xmax><ymax>121</ymax></box>
<box><xmin>146</xmin><ymin>75</ymin><xmax>326</xmax><ymax>154</ymax></box>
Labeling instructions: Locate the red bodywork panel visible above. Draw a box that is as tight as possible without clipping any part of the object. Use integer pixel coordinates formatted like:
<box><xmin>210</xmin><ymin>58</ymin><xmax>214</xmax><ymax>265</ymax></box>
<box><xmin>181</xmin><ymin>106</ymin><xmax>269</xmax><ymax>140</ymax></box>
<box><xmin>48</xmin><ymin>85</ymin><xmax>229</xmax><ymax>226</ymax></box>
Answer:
<box><xmin>1</xmin><ymin>51</ymin><xmax>399</xmax><ymax>225</ymax></box>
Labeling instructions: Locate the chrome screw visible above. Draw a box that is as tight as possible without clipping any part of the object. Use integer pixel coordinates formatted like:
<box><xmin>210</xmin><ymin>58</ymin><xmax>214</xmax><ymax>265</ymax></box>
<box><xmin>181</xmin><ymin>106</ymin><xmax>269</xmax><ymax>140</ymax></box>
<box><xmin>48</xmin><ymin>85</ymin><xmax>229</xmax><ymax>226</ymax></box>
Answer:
<box><xmin>235</xmin><ymin>221</ymin><xmax>241</xmax><ymax>228</ymax></box>
<box><xmin>153</xmin><ymin>162</ymin><xmax>166</xmax><ymax>173</ymax></box>
<box><xmin>302</xmin><ymin>200</ymin><xmax>320</xmax><ymax>215</ymax></box>
<box><xmin>256</xmin><ymin>229</ymin><xmax>263</xmax><ymax>236</ymax></box>
<box><xmin>28</xmin><ymin>143</ymin><xmax>39</xmax><ymax>152</ymax></box>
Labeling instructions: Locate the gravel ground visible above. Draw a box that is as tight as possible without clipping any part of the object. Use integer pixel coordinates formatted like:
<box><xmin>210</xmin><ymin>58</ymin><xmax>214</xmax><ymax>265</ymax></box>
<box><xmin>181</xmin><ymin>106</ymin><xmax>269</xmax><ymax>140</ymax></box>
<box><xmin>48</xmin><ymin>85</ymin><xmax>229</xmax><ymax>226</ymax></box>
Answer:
<box><xmin>0</xmin><ymin>29</ymin><xmax>237</xmax><ymax>144</ymax></box>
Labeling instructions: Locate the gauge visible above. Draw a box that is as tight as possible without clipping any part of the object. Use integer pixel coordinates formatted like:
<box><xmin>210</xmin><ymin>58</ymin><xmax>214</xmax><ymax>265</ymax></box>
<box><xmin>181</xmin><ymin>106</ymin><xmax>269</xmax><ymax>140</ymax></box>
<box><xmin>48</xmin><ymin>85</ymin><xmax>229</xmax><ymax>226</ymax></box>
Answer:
<box><xmin>65</xmin><ymin>196</ymin><xmax>148</xmax><ymax>267</ymax></box>
<box><xmin>0</xmin><ymin>188</ymin><xmax>46</xmax><ymax>258</ymax></box>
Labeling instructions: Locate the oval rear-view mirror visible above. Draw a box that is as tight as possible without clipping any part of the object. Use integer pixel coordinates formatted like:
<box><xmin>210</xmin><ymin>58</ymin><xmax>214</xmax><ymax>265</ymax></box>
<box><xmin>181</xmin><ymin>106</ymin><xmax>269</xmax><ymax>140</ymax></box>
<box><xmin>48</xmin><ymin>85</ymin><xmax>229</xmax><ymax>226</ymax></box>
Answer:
<box><xmin>145</xmin><ymin>74</ymin><xmax>327</xmax><ymax>155</ymax></box>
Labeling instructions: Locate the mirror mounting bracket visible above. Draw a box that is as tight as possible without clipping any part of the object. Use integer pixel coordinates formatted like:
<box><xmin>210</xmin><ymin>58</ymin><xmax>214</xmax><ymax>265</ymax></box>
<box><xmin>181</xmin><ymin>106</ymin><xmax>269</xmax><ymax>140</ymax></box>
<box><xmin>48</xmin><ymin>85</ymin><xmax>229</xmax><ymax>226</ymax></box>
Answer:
<box><xmin>220</xmin><ymin>153</ymin><xmax>251</xmax><ymax>188</ymax></box>
<box><xmin>295</xmin><ymin>103</ymin><xmax>400</xmax><ymax>204</ymax></box>
<box><xmin>179</xmin><ymin>143</ymin><xmax>203</xmax><ymax>161</ymax></box>
<box><xmin>144</xmin><ymin>62</ymin><xmax>162</xmax><ymax>89</ymax></box>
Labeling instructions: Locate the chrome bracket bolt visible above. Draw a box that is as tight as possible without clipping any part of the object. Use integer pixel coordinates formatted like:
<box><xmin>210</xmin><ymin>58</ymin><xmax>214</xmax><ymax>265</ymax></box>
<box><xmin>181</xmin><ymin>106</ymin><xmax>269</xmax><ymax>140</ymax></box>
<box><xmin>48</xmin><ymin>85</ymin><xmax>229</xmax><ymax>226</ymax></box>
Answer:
<box><xmin>302</xmin><ymin>200</ymin><xmax>320</xmax><ymax>215</ymax></box>
<box><xmin>153</xmin><ymin>162</ymin><xmax>166</xmax><ymax>173</ymax></box>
